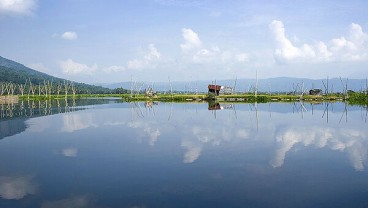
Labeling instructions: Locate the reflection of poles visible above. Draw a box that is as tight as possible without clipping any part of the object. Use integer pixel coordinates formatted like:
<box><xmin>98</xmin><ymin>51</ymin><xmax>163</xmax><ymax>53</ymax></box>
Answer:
<box><xmin>64</xmin><ymin>98</ymin><xmax>69</xmax><ymax>113</ymax></box>
<box><xmin>30</xmin><ymin>100</ymin><xmax>35</xmax><ymax>117</ymax></box>
<box><xmin>248</xmin><ymin>102</ymin><xmax>259</xmax><ymax>130</ymax></box>
<box><xmin>57</xmin><ymin>99</ymin><xmax>61</xmax><ymax>113</ymax></box>
<box><xmin>72</xmin><ymin>97</ymin><xmax>76</xmax><ymax>112</ymax></box>
<box><xmin>6</xmin><ymin>103</ymin><xmax>13</xmax><ymax>118</ymax></box>
<box><xmin>144</xmin><ymin>101</ymin><xmax>156</xmax><ymax>117</ymax></box>
<box><xmin>214</xmin><ymin>105</ymin><xmax>217</xmax><ymax>119</ymax></box>
<box><xmin>361</xmin><ymin>105</ymin><xmax>368</xmax><ymax>123</ymax></box>
<box><xmin>152</xmin><ymin>103</ymin><xmax>156</xmax><ymax>117</ymax></box>
<box><xmin>339</xmin><ymin>102</ymin><xmax>348</xmax><ymax>123</ymax></box>
<box><xmin>137</xmin><ymin>102</ymin><xmax>144</xmax><ymax>117</ymax></box>
<box><xmin>0</xmin><ymin>104</ymin><xmax>3</xmax><ymax>118</ymax></box>
<box><xmin>268</xmin><ymin>102</ymin><xmax>271</xmax><ymax>118</ymax></box>
<box><xmin>168</xmin><ymin>101</ymin><xmax>173</xmax><ymax>121</ymax></box>
<box><xmin>292</xmin><ymin>102</ymin><xmax>297</xmax><ymax>114</ymax></box>
<box><xmin>233</xmin><ymin>104</ymin><xmax>237</xmax><ymax>120</ymax></box>
<box><xmin>38</xmin><ymin>100</ymin><xmax>41</xmax><ymax>114</ymax></box>
<box><xmin>300</xmin><ymin>101</ymin><xmax>307</xmax><ymax>119</ymax></box>
<box><xmin>43</xmin><ymin>100</ymin><xmax>47</xmax><ymax>115</ymax></box>
<box><xmin>130</xmin><ymin>102</ymin><xmax>133</xmax><ymax>122</ymax></box>
<box><xmin>322</xmin><ymin>102</ymin><xmax>329</xmax><ymax>123</ymax></box>
<box><xmin>255</xmin><ymin>102</ymin><xmax>259</xmax><ymax>130</ymax></box>
<box><xmin>20</xmin><ymin>100</ymin><xmax>25</xmax><ymax>116</ymax></box>
<box><xmin>132</xmin><ymin>102</ymin><xmax>144</xmax><ymax>118</ymax></box>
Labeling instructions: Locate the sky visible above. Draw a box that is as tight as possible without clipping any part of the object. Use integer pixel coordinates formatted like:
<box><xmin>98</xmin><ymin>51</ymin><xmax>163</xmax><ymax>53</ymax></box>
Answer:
<box><xmin>0</xmin><ymin>0</ymin><xmax>368</xmax><ymax>84</ymax></box>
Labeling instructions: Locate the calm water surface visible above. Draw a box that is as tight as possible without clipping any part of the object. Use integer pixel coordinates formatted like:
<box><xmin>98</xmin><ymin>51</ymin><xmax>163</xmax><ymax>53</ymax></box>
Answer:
<box><xmin>0</xmin><ymin>99</ymin><xmax>368</xmax><ymax>208</ymax></box>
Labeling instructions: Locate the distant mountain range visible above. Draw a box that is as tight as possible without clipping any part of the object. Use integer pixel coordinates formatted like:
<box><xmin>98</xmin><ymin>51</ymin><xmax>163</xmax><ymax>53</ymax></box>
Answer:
<box><xmin>0</xmin><ymin>56</ymin><xmax>111</xmax><ymax>94</ymax></box>
<box><xmin>99</xmin><ymin>77</ymin><xmax>367</xmax><ymax>93</ymax></box>
<box><xmin>1</xmin><ymin>55</ymin><xmax>366</xmax><ymax>94</ymax></box>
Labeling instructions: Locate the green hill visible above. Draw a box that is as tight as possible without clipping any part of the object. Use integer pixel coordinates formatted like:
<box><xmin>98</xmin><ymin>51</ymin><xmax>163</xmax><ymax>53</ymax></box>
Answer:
<box><xmin>0</xmin><ymin>56</ymin><xmax>122</xmax><ymax>94</ymax></box>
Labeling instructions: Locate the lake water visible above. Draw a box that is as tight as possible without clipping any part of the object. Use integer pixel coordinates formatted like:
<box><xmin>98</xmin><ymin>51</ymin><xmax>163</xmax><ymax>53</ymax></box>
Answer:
<box><xmin>0</xmin><ymin>99</ymin><xmax>368</xmax><ymax>208</ymax></box>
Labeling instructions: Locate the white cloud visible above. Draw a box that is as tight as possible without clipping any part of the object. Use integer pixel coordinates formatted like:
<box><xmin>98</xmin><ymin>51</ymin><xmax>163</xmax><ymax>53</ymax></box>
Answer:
<box><xmin>330</xmin><ymin>23</ymin><xmax>368</xmax><ymax>61</ymax></box>
<box><xmin>180</xmin><ymin>28</ymin><xmax>202</xmax><ymax>53</ymax></box>
<box><xmin>145</xmin><ymin>44</ymin><xmax>161</xmax><ymax>60</ymax></box>
<box><xmin>127</xmin><ymin>59</ymin><xmax>146</xmax><ymax>69</ymax></box>
<box><xmin>102</xmin><ymin>65</ymin><xmax>125</xmax><ymax>73</ymax></box>
<box><xmin>0</xmin><ymin>0</ymin><xmax>37</xmax><ymax>16</ymax></box>
<box><xmin>27</xmin><ymin>63</ymin><xmax>49</xmax><ymax>73</ymax></box>
<box><xmin>209</xmin><ymin>10</ymin><xmax>221</xmax><ymax>17</ymax></box>
<box><xmin>270</xmin><ymin>20</ymin><xmax>368</xmax><ymax>63</ymax></box>
<box><xmin>235</xmin><ymin>53</ymin><xmax>250</xmax><ymax>62</ymax></box>
<box><xmin>60</xmin><ymin>59</ymin><xmax>97</xmax><ymax>75</ymax></box>
<box><xmin>127</xmin><ymin>44</ymin><xmax>161</xmax><ymax>70</ymax></box>
<box><xmin>61</xmin><ymin>31</ymin><xmax>78</xmax><ymax>40</ymax></box>
<box><xmin>0</xmin><ymin>175</ymin><xmax>37</xmax><ymax>200</ymax></box>
<box><xmin>180</xmin><ymin>28</ymin><xmax>250</xmax><ymax>65</ymax></box>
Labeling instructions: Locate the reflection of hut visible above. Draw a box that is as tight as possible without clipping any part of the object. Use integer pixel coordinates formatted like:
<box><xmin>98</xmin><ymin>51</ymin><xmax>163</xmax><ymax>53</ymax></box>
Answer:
<box><xmin>309</xmin><ymin>89</ymin><xmax>322</xmax><ymax>96</ymax></box>
<box><xmin>0</xmin><ymin>96</ymin><xmax>18</xmax><ymax>104</ymax></box>
<box><xmin>144</xmin><ymin>101</ymin><xmax>158</xmax><ymax>108</ymax></box>
<box><xmin>208</xmin><ymin>102</ymin><xmax>234</xmax><ymax>110</ymax></box>
<box><xmin>208</xmin><ymin>102</ymin><xmax>222</xmax><ymax>110</ymax></box>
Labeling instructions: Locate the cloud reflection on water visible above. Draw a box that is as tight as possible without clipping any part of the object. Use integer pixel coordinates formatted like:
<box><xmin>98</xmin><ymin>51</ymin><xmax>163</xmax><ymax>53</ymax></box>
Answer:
<box><xmin>61</xmin><ymin>113</ymin><xmax>97</xmax><ymax>133</ymax></box>
<box><xmin>128</xmin><ymin>121</ymin><xmax>161</xmax><ymax>146</ymax></box>
<box><xmin>23</xmin><ymin>102</ymin><xmax>368</xmax><ymax>171</ymax></box>
<box><xmin>61</xmin><ymin>147</ymin><xmax>78</xmax><ymax>157</ymax></box>
<box><xmin>181</xmin><ymin>140</ymin><xmax>202</xmax><ymax>163</ymax></box>
<box><xmin>271</xmin><ymin>126</ymin><xmax>368</xmax><ymax>170</ymax></box>
<box><xmin>0</xmin><ymin>175</ymin><xmax>37</xmax><ymax>200</ymax></box>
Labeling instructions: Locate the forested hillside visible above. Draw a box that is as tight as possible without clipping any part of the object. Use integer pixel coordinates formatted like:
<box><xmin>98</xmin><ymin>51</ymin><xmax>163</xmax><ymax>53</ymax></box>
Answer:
<box><xmin>0</xmin><ymin>56</ymin><xmax>126</xmax><ymax>94</ymax></box>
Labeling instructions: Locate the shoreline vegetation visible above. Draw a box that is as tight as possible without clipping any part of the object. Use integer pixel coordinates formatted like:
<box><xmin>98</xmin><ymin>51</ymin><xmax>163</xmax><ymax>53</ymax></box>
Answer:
<box><xmin>122</xmin><ymin>93</ymin><xmax>368</xmax><ymax>105</ymax></box>
<box><xmin>0</xmin><ymin>79</ymin><xmax>367</xmax><ymax>105</ymax></box>
<box><xmin>1</xmin><ymin>92</ymin><xmax>365</xmax><ymax>105</ymax></box>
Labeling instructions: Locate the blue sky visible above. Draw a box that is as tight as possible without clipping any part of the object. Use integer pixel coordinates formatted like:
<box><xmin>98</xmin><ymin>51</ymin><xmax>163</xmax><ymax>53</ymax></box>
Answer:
<box><xmin>0</xmin><ymin>0</ymin><xmax>368</xmax><ymax>83</ymax></box>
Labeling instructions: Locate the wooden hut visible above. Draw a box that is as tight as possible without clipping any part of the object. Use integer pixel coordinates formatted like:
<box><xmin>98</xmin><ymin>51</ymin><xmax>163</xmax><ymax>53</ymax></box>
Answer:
<box><xmin>208</xmin><ymin>85</ymin><xmax>223</xmax><ymax>96</ymax></box>
<box><xmin>309</xmin><ymin>89</ymin><xmax>322</xmax><ymax>96</ymax></box>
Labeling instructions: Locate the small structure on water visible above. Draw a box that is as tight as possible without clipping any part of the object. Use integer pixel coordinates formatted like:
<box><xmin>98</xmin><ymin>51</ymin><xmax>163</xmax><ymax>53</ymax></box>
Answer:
<box><xmin>309</xmin><ymin>89</ymin><xmax>322</xmax><ymax>96</ymax></box>
<box><xmin>145</xmin><ymin>87</ymin><xmax>157</xmax><ymax>98</ymax></box>
<box><xmin>208</xmin><ymin>85</ymin><xmax>234</xmax><ymax>96</ymax></box>
<box><xmin>208</xmin><ymin>85</ymin><xmax>222</xmax><ymax>96</ymax></box>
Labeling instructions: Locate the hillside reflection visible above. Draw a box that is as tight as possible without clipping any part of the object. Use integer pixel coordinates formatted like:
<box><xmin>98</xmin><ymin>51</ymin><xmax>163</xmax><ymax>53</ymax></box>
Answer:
<box><xmin>0</xmin><ymin>98</ymin><xmax>122</xmax><ymax>139</ymax></box>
